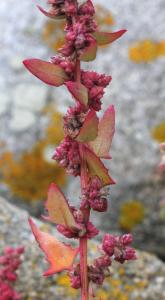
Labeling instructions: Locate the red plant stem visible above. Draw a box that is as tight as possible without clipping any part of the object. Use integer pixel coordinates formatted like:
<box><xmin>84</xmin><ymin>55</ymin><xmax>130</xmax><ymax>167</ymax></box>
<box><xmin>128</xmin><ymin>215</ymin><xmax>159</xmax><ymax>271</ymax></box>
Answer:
<box><xmin>76</xmin><ymin>56</ymin><xmax>89</xmax><ymax>299</ymax></box>
<box><xmin>79</xmin><ymin>144</ymin><xmax>90</xmax><ymax>300</ymax></box>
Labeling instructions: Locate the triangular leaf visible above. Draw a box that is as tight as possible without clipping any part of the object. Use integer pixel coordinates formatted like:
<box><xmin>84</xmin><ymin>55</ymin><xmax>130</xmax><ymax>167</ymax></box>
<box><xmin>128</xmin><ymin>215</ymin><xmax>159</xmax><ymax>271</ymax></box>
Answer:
<box><xmin>83</xmin><ymin>146</ymin><xmax>115</xmax><ymax>186</ymax></box>
<box><xmin>37</xmin><ymin>5</ymin><xmax>65</xmax><ymax>19</ymax></box>
<box><xmin>66</xmin><ymin>81</ymin><xmax>88</xmax><ymax>106</ymax></box>
<box><xmin>29</xmin><ymin>218</ymin><xmax>79</xmax><ymax>276</ymax></box>
<box><xmin>93</xmin><ymin>30</ymin><xmax>127</xmax><ymax>46</ymax></box>
<box><xmin>23</xmin><ymin>59</ymin><xmax>68</xmax><ymax>86</ymax></box>
<box><xmin>79</xmin><ymin>39</ymin><xmax>97</xmax><ymax>62</ymax></box>
<box><xmin>89</xmin><ymin>105</ymin><xmax>115</xmax><ymax>158</ymax></box>
<box><xmin>76</xmin><ymin>110</ymin><xmax>99</xmax><ymax>142</ymax></box>
<box><xmin>45</xmin><ymin>183</ymin><xmax>79</xmax><ymax>230</ymax></box>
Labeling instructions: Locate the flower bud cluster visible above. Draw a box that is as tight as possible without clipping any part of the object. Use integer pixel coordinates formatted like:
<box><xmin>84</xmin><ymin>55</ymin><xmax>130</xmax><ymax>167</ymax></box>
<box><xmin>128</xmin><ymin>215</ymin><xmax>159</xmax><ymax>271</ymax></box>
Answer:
<box><xmin>0</xmin><ymin>246</ymin><xmax>24</xmax><ymax>300</ymax></box>
<box><xmin>46</xmin><ymin>0</ymin><xmax>78</xmax><ymax>18</ymax></box>
<box><xmin>88</xmin><ymin>254</ymin><xmax>111</xmax><ymax>286</ymax></box>
<box><xmin>102</xmin><ymin>233</ymin><xmax>136</xmax><ymax>264</ymax></box>
<box><xmin>63</xmin><ymin>105</ymin><xmax>87</xmax><ymax>138</ymax></box>
<box><xmin>57</xmin><ymin>206</ymin><xmax>99</xmax><ymax>239</ymax></box>
<box><xmin>59</xmin><ymin>0</ymin><xmax>97</xmax><ymax>58</ymax></box>
<box><xmin>69</xmin><ymin>234</ymin><xmax>136</xmax><ymax>289</ymax></box>
<box><xmin>88</xmin><ymin>265</ymin><xmax>105</xmax><ymax>285</ymax></box>
<box><xmin>52</xmin><ymin>136</ymin><xmax>81</xmax><ymax>176</ymax></box>
<box><xmin>81</xmin><ymin>71</ymin><xmax>112</xmax><ymax>111</ymax></box>
<box><xmin>82</xmin><ymin>176</ymin><xmax>109</xmax><ymax>212</ymax></box>
<box><xmin>68</xmin><ymin>264</ymin><xmax>81</xmax><ymax>289</ymax></box>
<box><xmin>51</xmin><ymin>55</ymin><xmax>75</xmax><ymax>78</ymax></box>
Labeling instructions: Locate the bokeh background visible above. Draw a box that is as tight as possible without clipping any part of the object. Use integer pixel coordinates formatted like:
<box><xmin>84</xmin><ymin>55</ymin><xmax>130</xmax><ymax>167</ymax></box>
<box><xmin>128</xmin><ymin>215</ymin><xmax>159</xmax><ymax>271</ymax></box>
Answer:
<box><xmin>0</xmin><ymin>0</ymin><xmax>165</xmax><ymax>299</ymax></box>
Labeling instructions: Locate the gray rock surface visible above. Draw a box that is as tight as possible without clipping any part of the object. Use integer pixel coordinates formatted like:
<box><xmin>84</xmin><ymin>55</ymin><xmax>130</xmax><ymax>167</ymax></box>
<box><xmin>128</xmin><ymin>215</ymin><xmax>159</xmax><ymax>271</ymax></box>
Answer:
<box><xmin>0</xmin><ymin>197</ymin><xmax>165</xmax><ymax>300</ymax></box>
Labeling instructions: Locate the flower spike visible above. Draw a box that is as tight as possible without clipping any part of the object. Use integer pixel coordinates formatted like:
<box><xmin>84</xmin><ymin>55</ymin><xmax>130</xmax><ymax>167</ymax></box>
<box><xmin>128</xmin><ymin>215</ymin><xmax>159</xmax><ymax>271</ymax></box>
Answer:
<box><xmin>24</xmin><ymin>0</ymin><xmax>136</xmax><ymax>298</ymax></box>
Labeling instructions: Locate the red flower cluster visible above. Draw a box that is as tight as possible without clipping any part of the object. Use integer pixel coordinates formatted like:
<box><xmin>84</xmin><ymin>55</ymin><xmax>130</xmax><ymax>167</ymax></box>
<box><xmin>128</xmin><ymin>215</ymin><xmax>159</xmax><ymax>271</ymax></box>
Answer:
<box><xmin>69</xmin><ymin>233</ymin><xmax>136</xmax><ymax>287</ymax></box>
<box><xmin>57</xmin><ymin>207</ymin><xmax>99</xmax><ymax>239</ymax></box>
<box><xmin>82</xmin><ymin>176</ymin><xmax>109</xmax><ymax>212</ymax></box>
<box><xmin>81</xmin><ymin>71</ymin><xmax>112</xmax><ymax>111</ymax></box>
<box><xmin>63</xmin><ymin>105</ymin><xmax>87</xmax><ymax>138</ymax></box>
<box><xmin>51</xmin><ymin>55</ymin><xmax>75</xmax><ymax>78</ymax></box>
<box><xmin>69</xmin><ymin>264</ymin><xmax>81</xmax><ymax>289</ymax></box>
<box><xmin>59</xmin><ymin>0</ymin><xmax>97</xmax><ymax>58</ymax></box>
<box><xmin>0</xmin><ymin>247</ymin><xmax>24</xmax><ymax>300</ymax></box>
<box><xmin>52</xmin><ymin>136</ymin><xmax>81</xmax><ymax>176</ymax></box>
<box><xmin>102</xmin><ymin>233</ymin><xmax>136</xmax><ymax>263</ymax></box>
<box><xmin>44</xmin><ymin>0</ymin><xmax>78</xmax><ymax>18</ymax></box>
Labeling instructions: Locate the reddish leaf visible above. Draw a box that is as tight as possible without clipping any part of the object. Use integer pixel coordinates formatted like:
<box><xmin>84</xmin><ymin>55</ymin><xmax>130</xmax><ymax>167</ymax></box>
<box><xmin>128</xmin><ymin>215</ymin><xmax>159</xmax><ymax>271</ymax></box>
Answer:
<box><xmin>66</xmin><ymin>81</ymin><xmax>88</xmax><ymax>106</ymax></box>
<box><xmin>93</xmin><ymin>30</ymin><xmax>127</xmax><ymax>46</ymax></box>
<box><xmin>83</xmin><ymin>146</ymin><xmax>115</xmax><ymax>186</ymax></box>
<box><xmin>45</xmin><ymin>183</ymin><xmax>79</xmax><ymax>230</ymax></box>
<box><xmin>29</xmin><ymin>218</ymin><xmax>79</xmax><ymax>276</ymax></box>
<box><xmin>23</xmin><ymin>59</ymin><xmax>68</xmax><ymax>86</ymax></box>
<box><xmin>37</xmin><ymin>5</ymin><xmax>65</xmax><ymax>19</ymax></box>
<box><xmin>79</xmin><ymin>40</ymin><xmax>97</xmax><ymax>62</ymax></box>
<box><xmin>76</xmin><ymin>110</ymin><xmax>99</xmax><ymax>142</ymax></box>
<box><xmin>89</xmin><ymin>105</ymin><xmax>115</xmax><ymax>158</ymax></box>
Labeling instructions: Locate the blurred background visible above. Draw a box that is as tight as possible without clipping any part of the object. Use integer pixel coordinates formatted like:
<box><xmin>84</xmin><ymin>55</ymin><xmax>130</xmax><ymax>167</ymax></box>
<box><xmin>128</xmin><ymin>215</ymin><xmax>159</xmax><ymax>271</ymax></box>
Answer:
<box><xmin>0</xmin><ymin>0</ymin><xmax>165</xmax><ymax>299</ymax></box>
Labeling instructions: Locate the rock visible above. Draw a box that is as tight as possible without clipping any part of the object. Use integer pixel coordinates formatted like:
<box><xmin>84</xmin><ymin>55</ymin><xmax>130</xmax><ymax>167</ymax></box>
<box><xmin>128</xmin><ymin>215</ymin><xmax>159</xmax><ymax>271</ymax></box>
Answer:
<box><xmin>9</xmin><ymin>109</ymin><xmax>36</xmax><ymax>131</ymax></box>
<box><xmin>13</xmin><ymin>84</ymin><xmax>48</xmax><ymax>112</ymax></box>
<box><xmin>0</xmin><ymin>92</ymin><xmax>10</xmax><ymax>115</ymax></box>
<box><xmin>9</xmin><ymin>56</ymin><xmax>25</xmax><ymax>72</ymax></box>
<box><xmin>0</xmin><ymin>197</ymin><xmax>165</xmax><ymax>300</ymax></box>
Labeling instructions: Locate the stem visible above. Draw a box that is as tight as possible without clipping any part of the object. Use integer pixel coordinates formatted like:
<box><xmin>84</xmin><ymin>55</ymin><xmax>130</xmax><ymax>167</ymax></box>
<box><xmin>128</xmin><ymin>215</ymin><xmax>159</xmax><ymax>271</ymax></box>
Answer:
<box><xmin>80</xmin><ymin>237</ymin><xmax>88</xmax><ymax>300</ymax></box>
<box><xmin>76</xmin><ymin>55</ymin><xmax>89</xmax><ymax>299</ymax></box>
<box><xmin>79</xmin><ymin>145</ymin><xmax>90</xmax><ymax>300</ymax></box>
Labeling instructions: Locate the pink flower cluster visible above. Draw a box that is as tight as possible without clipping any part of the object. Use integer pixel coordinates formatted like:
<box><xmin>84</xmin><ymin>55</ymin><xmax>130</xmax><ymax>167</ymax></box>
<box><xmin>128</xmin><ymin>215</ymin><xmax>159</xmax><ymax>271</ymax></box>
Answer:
<box><xmin>69</xmin><ymin>264</ymin><xmax>81</xmax><ymax>289</ymax></box>
<box><xmin>102</xmin><ymin>233</ymin><xmax>136</xmax><ymax>263</ymax></box>
<box><xmin>82</xmin><ymin>176</ymin><xmax>109</xmax><ymax>212</ymax></box>
<box><xmin>52</xmin><ymin>136</ymin><xmax>81</xmax><ymax>176</ymax></box>
<box><xmin>59</xmin><ymin>0</ymin><xmax>97</xmax><ymax>58</ymax></box>
<box><xmin>0</xmin><ymin>246</ymin><xmax>24</xmax><ymax>300</ymax></box>
<box><xmin>63</xmin><ymin>105</ymin><xmax>87</xmax><ymax>138</ymax></box>
<box><xmin>51</xmin><ymin>55</ymin><xmax>75</xmax><ymax>78</ymax></box>
<box><xmin>51</xmin><ymin>59</ymin><xmax>111</xmax><ymax>112</ymax></box>
<box><xmin>57</xmin><ymin>207</ymin><xmax>99</xmax><ymax>239</ymax></box>
<box><xmin>69</xmin><ymin>233</ymin><xmax>136</xmax><ymax>287</ymax></box>
<box><xmin>46</xmin><ymin>0</ymin><xmax>78</xmax><ymax>18</ymax></box>
<box><xmin>81</xmin><ymin>71</ymin><xmax>112</xmax><ymax>111</ymax></box>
